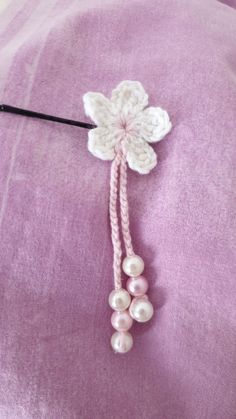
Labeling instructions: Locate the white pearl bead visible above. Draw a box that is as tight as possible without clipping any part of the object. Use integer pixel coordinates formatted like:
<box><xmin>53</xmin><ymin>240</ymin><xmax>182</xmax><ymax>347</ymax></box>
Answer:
<box><xmin>122</xmin><ymin>255</ymin><xmax>144</xmax><ymax>277</ymax></box>
<box><xmin>129</xmin><ymin>296</ymin><xmax>154</xmax><ymax>323</ymax></box>
<box><xmin>111</xmin><ymin>310</ymin><xmax>133</xmax><ymax>331</ymax></box>
<box><xmin>111</xmin><ymin>331</ymin><xmax>133</xmax><ymax>353</ymax></box>
<box><xmin>126</xmin><ymin>275</ymin><xmax>149</xmax><ymax>297</ymax></box>
<box><xmin>108</xmin><ymin>288</ymin><xmax>131</xmax><ymax>311</ymax></box>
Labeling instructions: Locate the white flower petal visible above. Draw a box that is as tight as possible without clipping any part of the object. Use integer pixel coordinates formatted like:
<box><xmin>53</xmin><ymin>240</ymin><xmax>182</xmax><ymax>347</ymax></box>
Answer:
<box><xmin>111</xmin><ymin>81</ymin><xmax>148</xmax><ymax>116</ymax></box>
<box><xmin>125</xmin><ymin>135</ymin><xmax>157</xmax><ymax>174</ymax></box>
<box><xmin>140</xmin><ymin>106</ymin><xmax>172</xmax><ymax>143</ymax></box>
<box><xmin>88</xmin><ymin>127</ymin><xmax>120</xmax><ymax>161</ymax></box>
<box><xmin>83</xmin><ymin>92</ymin><xmax>114</xmax><ymax>126</ymax></box>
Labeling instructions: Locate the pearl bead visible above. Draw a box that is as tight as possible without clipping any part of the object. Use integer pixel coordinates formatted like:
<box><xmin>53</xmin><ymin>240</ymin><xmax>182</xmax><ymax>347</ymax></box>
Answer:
<box><xmin>108</xmin><ymin>288</ymin><xmax>131</xmax><ymax>311</ymax></box>
<box><xmin>129</xmin><ymin>296</ymin><xmax>154</xmax><ymax>323</ymax></box>
<box><xmin>111</xmin><ymin>331</ymin><xmax>133</xmax><ymax>353</ymax></box>
<box><xmin>122</xmin><ymin>255</ymin><xmax>144</xmax><ymax>277</ymax></box>
<box><xmin>111</xmin><ymin>310</ymin><xmax>133</xmax><ymax>332</ymax></box>
<box><xmin>126</xmin><ymin>276</ymin><xmax>148</xmax><ymax>297</ymax></box>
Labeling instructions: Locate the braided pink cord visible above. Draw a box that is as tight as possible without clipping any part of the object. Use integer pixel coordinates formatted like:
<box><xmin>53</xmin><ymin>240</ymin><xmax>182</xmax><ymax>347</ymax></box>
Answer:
<box><xmin>119</xmin><ymin>151</ymin><xmax>134</xmax><ymax>257</ymax></box>
<box><xmin>109</xmin><ymin>152</ymin><xmax>122</xmax><ymax>290</ymax></box>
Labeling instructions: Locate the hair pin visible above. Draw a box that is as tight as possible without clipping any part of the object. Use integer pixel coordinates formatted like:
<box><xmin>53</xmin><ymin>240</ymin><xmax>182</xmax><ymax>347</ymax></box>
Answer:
<box><xmin>0</xmin><ymin>104</ymin><xmax>96</xmax><ymax>130</ymax></box>
<box><xmin>1</xmin><ymin>80</ymin><xmax>172</xmax><ymax>354</ymax></box>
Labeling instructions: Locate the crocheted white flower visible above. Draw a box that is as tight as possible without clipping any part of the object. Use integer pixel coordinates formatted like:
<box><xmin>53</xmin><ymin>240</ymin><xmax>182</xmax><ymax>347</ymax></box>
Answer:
<box><xmin>83</xmin><ymin>81</ymin><xmax>172</xmax><ymax>174</ymax></box>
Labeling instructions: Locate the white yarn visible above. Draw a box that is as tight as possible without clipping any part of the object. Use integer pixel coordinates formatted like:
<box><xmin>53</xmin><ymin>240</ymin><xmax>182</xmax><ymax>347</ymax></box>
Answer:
<box><xmin>83</xmin><ymin>80</ymin><xmax>172</xmax><ymax>174</ymax></box>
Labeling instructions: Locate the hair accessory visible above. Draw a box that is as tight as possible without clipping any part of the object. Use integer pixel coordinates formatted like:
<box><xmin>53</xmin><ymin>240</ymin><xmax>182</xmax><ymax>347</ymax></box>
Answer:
<box><xmin>83</xmin><ymin>81</ymin><xmax>172</xmax><ymax>353</ymax></box>
<box><xmin>0</xmin><ymin>81</ymin><xmax>172</xmax><ymax>354</ymax></box>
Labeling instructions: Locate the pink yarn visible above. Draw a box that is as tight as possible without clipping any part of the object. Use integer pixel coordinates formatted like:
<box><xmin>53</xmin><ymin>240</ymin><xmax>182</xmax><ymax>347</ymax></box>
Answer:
<box><xmin>109</xmin><ymin>145</ymin><xmax>134</xmax><ymax>290</ymax></box>
<box><xmin>109</xmin><ymin>151</ymin><xmax>122</xmax><ymax>290</ymax></box>
<box><xmin>119</xmin><ymin>151</ymin><xmax>134</xmax><ymax>257</ymax></box>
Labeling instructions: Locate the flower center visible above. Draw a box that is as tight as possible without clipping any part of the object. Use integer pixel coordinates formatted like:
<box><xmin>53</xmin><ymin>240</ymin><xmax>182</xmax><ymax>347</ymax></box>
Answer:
<box><xmin>117</xmin><ymin>113</ymin><xmax>136</xmax><ymax>137</ymax></box>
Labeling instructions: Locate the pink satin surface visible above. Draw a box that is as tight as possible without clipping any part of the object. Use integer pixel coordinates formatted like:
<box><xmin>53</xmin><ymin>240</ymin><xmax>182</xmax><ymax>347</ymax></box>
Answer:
<box><xmin>0</xmin><ymin>1</ymin><xmax>236</xmax><ymax>418</ymax></box>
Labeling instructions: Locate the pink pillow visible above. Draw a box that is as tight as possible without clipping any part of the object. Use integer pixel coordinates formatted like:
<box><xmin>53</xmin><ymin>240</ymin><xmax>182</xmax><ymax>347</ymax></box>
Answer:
<box><xmin>0</xmin><ymin>0</ymin><xmax>235</xmax><ymax>417</ymax></box>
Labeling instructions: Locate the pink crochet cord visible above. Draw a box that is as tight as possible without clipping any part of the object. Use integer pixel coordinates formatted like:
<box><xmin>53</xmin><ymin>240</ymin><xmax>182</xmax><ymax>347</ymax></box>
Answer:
<box><xmin>109</xmin><ymin>151</ymin><xmax>122</xmax><ymax>290</ymax></box>
<box><xmin>109</xmin><ymin>145</ymin><xmax>134</xmax><ymax>290</ymax></box>
<box><xmin>119</xmin><ymin>151</ymin><xmax>134</xmax><ymax>257</ymax></box>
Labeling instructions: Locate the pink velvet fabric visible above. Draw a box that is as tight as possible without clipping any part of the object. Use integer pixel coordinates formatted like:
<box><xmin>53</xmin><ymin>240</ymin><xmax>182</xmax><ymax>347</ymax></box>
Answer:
<box><xmin>0</xmin><ymin>1</ymin><xmax>236</xmax><ymax>418</ymax></box>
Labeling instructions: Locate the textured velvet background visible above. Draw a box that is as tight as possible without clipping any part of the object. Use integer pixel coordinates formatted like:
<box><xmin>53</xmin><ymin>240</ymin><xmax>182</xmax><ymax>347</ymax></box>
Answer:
<box><xmin>0</xmin><ymin>1</ymin><xmax>236</xmax><ymax>418</ymax></box>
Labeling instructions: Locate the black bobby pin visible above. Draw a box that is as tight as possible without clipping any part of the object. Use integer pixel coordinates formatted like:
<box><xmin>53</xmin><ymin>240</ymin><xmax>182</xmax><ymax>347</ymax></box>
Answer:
<box><xmin>0</xmin><ymin>104</ymin><xmax>96</xmax><ymax>129</ymax></box>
